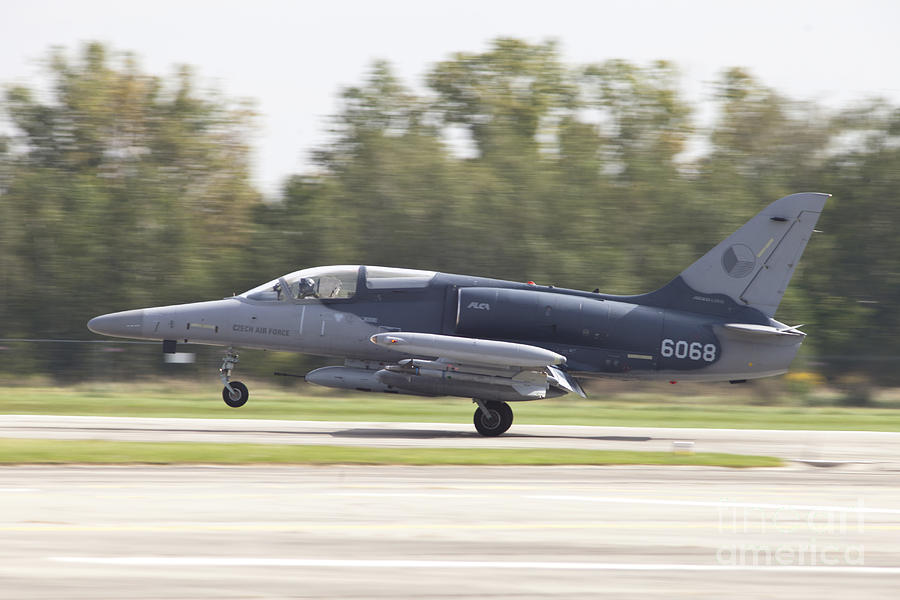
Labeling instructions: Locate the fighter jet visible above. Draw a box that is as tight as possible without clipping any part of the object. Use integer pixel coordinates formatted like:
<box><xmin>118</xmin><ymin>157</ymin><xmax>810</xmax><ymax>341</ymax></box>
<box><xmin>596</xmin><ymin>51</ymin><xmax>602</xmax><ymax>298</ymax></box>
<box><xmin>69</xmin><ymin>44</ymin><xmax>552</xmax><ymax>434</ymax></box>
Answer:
<box><xmin>88</xmin><ymin>192</ymin><xmax>827</xmax><ymax>435</ymax></box>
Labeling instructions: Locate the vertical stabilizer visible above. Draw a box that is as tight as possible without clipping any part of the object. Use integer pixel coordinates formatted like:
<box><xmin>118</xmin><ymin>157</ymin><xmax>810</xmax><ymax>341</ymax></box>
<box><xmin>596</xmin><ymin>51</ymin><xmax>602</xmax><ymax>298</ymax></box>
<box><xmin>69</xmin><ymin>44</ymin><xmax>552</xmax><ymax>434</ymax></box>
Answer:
<box><xmin>677</xmin><ymin>193</ymin><xmax>828</xmax><ymax>317</ymax></box>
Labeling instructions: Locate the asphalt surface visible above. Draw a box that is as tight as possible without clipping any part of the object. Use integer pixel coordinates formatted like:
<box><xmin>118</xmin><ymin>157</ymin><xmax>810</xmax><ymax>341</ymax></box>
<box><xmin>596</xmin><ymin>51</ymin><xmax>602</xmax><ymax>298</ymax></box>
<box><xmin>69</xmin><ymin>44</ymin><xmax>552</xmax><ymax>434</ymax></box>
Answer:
<box><xmin>2</xmin><ymin>417</ymin><xmax>900</xmax><ymax>597</ymax></box>
<box><xmin>2</xmin><ymin>414</ymin><xmax>900</xmax><ymax>465</ymax></box>
<box><xmin>1</xmin><ymin>465</ymin><xmax>899</xmax><ymax>599</ymax></box>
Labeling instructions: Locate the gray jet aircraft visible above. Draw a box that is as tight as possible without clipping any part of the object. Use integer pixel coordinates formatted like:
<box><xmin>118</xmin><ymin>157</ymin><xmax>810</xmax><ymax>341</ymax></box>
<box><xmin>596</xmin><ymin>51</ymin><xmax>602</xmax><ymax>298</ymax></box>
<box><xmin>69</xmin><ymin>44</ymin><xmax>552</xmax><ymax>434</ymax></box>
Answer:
<box><xmin>88</xmin><ymin>192</ymin><xmax>827</xmax><ymax>435</ymax></box>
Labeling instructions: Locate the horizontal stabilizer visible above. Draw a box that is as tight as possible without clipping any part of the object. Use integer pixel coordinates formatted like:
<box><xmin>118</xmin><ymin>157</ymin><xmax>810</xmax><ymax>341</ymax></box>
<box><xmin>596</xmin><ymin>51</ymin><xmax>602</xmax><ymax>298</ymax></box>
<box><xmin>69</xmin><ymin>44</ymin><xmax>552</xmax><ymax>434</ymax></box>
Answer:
<box><xmin>722</xmin><ymin>323</ymin><xmax>806</xmax><ymax>337</ymax></box>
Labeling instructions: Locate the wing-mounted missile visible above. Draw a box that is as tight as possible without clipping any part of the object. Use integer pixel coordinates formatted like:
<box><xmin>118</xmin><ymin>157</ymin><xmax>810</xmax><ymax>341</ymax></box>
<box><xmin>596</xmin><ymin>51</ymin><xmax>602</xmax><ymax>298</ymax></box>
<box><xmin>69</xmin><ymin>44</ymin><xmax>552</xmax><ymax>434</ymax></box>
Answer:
<box><xmin>304</xmin><ymin>365</ymin><xmax>401</xmax><ymax>394</ymax></box>
<box><xmin>378</xmin><ymin>358</ymin><xmax>549</xmax><ymax>399</ymax></box>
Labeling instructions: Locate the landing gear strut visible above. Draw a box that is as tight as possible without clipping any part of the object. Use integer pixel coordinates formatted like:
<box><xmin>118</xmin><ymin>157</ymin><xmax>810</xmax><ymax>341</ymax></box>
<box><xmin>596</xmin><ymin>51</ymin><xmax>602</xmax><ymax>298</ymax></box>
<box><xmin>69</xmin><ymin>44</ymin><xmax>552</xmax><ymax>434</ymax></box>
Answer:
<box><xmin>473</xmin><ymin>399</ymin><xmax>513</xmax><ymax>436</ymax></box>
<box><xmin>220</xmin><ymin>348</ymin><xmax>248</xmax><ymax>408</ymax></box>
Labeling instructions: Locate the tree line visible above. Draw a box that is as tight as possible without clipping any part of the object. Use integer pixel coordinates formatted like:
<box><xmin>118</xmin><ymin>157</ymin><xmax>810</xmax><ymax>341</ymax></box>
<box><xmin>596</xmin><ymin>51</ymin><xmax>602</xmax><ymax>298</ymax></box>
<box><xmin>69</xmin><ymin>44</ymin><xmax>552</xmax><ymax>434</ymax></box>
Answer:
<box><xmin>2</xmin><ymin>40</ymin><xmax>899</xmax><ymax>383</ymax></box>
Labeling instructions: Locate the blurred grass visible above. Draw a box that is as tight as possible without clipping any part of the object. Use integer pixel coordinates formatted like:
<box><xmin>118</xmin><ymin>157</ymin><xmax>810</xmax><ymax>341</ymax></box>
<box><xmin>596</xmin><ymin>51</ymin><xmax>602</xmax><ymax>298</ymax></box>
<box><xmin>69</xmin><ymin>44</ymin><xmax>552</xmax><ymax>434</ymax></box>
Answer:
<box><xmin>0</xmin><ymin>438</ymin><xmax>782</xmax><ymax>468</ymax></box>
<box><xmin>0</xmin><ymin>381</ymin><xmax>899</xmax><ymax>431</ymax></box>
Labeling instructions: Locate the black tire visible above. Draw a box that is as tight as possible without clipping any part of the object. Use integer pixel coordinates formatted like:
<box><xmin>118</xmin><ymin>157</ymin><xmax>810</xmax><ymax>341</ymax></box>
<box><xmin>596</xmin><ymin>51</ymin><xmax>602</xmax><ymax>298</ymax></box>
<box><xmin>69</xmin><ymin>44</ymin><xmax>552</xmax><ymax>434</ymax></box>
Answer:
<box><xmin>473</xmin><ymin>400</ymin><xmax>513</xmax><ymax>436</ymax></box>
<box><xmin>222</xmin><ymin>381</ymin><xmax>249</xmax><ymax>408</ymax></box>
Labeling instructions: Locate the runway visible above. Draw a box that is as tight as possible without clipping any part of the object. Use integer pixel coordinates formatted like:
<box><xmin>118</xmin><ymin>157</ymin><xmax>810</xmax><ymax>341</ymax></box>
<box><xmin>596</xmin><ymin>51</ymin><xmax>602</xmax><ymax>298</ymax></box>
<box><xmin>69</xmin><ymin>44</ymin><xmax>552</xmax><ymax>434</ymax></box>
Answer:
<box><xmin>1</xmin><ymin>465</ymin><xmax>899</xmax><ymax>598</ymax></box>
<box><xmin>3</xmin><ymin>414</ymin><xmax>900</xmax><ymax>464</ymax></box>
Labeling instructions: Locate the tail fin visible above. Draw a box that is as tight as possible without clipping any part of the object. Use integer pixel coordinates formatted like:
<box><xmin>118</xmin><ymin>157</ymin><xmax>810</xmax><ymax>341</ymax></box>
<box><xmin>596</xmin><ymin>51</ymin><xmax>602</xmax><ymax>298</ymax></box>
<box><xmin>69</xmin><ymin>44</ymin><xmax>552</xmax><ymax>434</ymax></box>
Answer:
<box><xmin>633</xmin><ymin>193</ymin><xmax>828</xmax><ymax>319</ymax></box>
<box><xmin>680</xmin><ymin>192</ymin><xmax>828</xmax><ymax>317</ymax></box>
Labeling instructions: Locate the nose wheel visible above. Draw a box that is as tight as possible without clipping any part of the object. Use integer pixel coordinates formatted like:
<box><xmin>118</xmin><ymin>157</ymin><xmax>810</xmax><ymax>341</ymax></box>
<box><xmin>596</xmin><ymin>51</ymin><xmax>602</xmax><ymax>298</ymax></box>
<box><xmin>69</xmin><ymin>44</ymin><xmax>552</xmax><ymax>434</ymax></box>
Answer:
<box><xmin>220</xmin><ymin>348</ymin><xmax>249</xmax><ymax>408</ymax></box>
<box><xmin>473</xmin><ymin>400</ymin><xmax>513</xmax><ymax>436</ymax></box>
<box><xmin>222</xmin><ymin>381</ymin><xmax>249</xmax><ymax>408</ymax></box>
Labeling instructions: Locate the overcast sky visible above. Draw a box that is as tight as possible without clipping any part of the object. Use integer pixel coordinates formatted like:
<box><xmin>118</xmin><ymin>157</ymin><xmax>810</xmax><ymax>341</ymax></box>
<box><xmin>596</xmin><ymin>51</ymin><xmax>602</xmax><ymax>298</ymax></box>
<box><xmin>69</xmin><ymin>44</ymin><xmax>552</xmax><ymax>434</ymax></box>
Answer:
<box><xmin>3</xmin><ymin>0</ymin><xmax>899</xmax><ymax>195</ymax></box>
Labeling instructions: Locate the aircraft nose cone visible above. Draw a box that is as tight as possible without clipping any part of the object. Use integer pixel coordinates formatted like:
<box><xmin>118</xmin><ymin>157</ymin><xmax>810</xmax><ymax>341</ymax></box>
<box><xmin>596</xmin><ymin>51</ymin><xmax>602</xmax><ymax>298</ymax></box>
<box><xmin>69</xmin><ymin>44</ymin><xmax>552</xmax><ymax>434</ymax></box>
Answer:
<box><xmin>87</xmin><ymin>309</ymin><xmax>146</xmax><ymax>338</ymax></box>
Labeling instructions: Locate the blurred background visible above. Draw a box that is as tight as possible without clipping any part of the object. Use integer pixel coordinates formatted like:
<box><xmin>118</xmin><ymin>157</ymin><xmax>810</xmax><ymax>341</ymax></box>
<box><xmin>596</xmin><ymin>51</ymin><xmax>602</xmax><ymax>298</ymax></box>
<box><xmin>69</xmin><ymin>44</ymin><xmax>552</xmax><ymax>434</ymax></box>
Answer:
<box><xmin>1</xmin><ymin>1</ymin><xmax>899</xmax><ymax>401</ymax></box>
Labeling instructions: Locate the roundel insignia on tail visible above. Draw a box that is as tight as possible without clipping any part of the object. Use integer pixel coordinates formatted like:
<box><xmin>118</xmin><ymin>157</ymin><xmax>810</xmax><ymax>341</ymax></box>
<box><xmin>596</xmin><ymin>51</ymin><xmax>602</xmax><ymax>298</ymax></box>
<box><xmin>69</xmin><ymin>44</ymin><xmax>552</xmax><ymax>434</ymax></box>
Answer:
<box><xmin>722</xmin><ymin>244</ymin><xmax>756</xmax><ymax>278</ymax></box>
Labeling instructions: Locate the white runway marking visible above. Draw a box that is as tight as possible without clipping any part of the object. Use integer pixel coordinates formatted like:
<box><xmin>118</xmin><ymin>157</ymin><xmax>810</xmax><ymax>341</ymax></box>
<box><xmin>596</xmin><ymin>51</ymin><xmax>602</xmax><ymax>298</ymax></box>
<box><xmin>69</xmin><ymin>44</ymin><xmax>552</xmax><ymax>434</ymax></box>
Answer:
<box><xmin>530</xmin><ymin>495</ymin><xmax>900</xmax><ymax>515</ymax></box>
<box><xmin>327</xmin><ymin>492</ymin><xmax>480</xmax><ymax>499</ymax></box>
<box><xmin>49</xmin><ymin>557</ymin><xmax>900</xmax><ymax>574</ymax></box>
<box><xmin>328</xmin><ymin>492</ymin><xmax>900</xmax><ymax>515</ymax></box>
<box><xmin>322</xmin><ymin>492</ymin><xmax>900</xmax><ymax>519</ymax></box>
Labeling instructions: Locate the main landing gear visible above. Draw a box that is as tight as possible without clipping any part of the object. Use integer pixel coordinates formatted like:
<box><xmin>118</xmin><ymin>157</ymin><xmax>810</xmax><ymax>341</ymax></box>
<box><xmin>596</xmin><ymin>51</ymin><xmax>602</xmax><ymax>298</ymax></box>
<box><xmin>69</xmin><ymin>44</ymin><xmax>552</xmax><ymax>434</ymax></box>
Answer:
<box><xmin>473</xmin><ymin>399</ymin><xmax>513</xmax><ymax>436</ymax></box>
<box><xmin>220</xmin><ymin>348</ymin><xmax>249</xmax><ymax>408</ymax></box>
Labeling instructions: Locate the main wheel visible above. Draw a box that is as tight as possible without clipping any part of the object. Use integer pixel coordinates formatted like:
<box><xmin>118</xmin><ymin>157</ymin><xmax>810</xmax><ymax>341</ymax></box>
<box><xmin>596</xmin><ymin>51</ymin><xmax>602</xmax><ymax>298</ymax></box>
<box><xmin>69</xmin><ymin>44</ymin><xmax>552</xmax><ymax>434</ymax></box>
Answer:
<box><xmin>222</xmin><ymin>381</ymin><xmax>249</xmax><ymax>408</ymax></box>
<box><xmin>473</xmin><ymin>400</ymin><xmax>513</xmax><ymax>436</ymax></box>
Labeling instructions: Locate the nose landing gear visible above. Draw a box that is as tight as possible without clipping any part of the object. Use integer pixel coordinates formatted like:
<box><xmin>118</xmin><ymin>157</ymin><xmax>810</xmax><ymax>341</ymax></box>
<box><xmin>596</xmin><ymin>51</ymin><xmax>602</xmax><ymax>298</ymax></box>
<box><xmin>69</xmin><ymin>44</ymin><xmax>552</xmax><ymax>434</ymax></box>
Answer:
<box><xmin>220</xmin><ymin>348</ymin><xmax>249</xmax><ymax>408</ymax></box>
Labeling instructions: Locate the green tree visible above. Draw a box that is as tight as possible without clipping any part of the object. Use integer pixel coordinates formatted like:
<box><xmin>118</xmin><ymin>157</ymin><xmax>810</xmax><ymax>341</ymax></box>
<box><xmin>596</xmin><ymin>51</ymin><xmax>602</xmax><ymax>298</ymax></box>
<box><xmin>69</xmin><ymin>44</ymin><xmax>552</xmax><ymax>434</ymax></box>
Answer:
<box><xmin>1</xmin><ymin>42</ymin><xmax>259</xmax><ymax>375</ymax></box>
<box><xmin>427</xmin><ymin>39</ymin><xmax>577</xmax><ymax>156</ymax></box>
<box><xmin>311</xmin><ymin>61</ymin><xmax>483</xmax><ymax>272</ymax></box>
<box><xmin>5</xmin><ymin>37</ymin><xmax>900</xmax><ymax>388</ymax></box>
<box><xmin>576</xmin><ymin>59</ymin><xmax>697</xmax><ymax>292</ymax></box>
<box><xmin>424</xmin><ymin>39</ymin><xmax>580</xmax><ymax>283</ymax></box>
<box><xmin>800</xmin><ymin>102</ymin><xmax>900</xmax><ymax>383</ymax></box>
<box><xmin>699</xmin><ymin>68</ymin><xmax>830</xmax><ymax>212</ymax></box>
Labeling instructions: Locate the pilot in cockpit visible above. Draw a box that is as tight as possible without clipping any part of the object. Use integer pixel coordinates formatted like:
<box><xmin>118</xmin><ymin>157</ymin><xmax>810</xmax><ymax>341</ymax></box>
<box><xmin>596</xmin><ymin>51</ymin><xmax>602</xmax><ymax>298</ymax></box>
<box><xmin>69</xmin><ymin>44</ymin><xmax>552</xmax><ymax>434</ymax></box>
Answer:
<box><xmin>274</xmin><ymin>277</ymin><xmax>319</xmax><ymax>300</ymax></box>
<box><xmin>297</xmin><ymin>277</ymin><xmax>318</xmax><ymax>298</ymax></box>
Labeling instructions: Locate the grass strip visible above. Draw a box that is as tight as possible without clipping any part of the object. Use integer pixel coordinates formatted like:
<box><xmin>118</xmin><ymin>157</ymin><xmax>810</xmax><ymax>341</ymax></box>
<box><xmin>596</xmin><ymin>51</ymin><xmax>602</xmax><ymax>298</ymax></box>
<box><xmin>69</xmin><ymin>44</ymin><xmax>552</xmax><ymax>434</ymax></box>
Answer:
<box><xmin>0</xmin><ymin>438</ymin><xmax>782</xmax><ymax>468</ymax></box>
<box><xmin>3</xmin><ymin>385</ymin><xmax>900</xmax><ymax>431</ymax></box>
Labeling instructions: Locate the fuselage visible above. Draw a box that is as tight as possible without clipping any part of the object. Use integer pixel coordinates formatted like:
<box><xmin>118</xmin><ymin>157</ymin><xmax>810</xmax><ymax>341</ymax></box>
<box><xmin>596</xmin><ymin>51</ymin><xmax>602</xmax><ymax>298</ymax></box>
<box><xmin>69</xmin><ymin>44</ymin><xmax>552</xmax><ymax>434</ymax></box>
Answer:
<box><xmin>88</xmin><ymin>265</ymin><xmax>805</xmax><ymax>382</ymax></box>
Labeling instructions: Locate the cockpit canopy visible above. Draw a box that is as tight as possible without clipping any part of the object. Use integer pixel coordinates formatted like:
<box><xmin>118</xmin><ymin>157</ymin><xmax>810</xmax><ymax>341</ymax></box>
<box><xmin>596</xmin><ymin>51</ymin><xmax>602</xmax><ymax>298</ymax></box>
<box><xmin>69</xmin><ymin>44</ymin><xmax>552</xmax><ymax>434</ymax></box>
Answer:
<box><xmin>242</xmin><ymin>265</ymin><xmax>436</xmax><ymax>302</ymax></box>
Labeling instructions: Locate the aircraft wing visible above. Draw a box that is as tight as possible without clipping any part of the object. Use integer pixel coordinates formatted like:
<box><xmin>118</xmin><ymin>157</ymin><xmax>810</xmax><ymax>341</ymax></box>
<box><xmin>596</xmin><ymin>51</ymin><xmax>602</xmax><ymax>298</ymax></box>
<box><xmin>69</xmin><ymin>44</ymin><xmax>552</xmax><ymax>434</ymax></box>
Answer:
<box><xmin>370</xmin><ymin>332</ymin><xmax>585</xmax><ymax>399</ymax></box>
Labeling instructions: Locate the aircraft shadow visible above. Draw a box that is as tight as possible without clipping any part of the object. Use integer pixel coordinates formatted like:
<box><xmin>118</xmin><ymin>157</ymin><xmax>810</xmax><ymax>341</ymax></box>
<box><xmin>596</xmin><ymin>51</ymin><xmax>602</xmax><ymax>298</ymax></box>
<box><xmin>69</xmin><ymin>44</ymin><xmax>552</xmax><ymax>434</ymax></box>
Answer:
<box><xmin>32</xmin><ymin>425</ymin><xmax>653</xmax><ymax>443</ymax></box>
<box><xmin>331</xmin><ymin>428</ymin><xmax>652</xmax><ymax>442</ymax></box>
